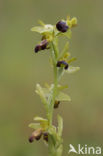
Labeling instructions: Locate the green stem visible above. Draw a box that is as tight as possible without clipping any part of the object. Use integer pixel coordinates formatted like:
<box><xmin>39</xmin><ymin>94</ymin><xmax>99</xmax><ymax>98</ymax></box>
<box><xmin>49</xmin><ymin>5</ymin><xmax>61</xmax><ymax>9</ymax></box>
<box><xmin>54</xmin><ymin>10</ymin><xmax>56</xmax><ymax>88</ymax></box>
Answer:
<box><xmin>48</xmin><ymin>41</ymin><xmax>62</xmax><ymax>156</ymax></box>
<box><xmin>48</xmin><ymin>41</ymin><xmax>58</xmax><ymax>126</ymax></box>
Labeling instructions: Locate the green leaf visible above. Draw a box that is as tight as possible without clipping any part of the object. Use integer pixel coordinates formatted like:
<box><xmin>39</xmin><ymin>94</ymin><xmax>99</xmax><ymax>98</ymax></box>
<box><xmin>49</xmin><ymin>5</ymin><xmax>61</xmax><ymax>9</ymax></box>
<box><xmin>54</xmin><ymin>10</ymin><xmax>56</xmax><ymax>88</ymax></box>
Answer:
<box><xmin>58</xmin><ymin>42</ymin><xmax>70</xmax><ymax>60</ymax></box>
<box><xmin>57</xmin><ymin>115</ymin><xmax>63</xmax><ymax>137</ymax></box>
<box><xmin>52</xmin><ymin>38</ymin><xmax>59</xmax><ymax>58</ymax></box>
<box><xmin>48</xmin><ymin>126</ymin><xmax>57</xmax><ymax>147</ymax></box>
<box><xmin>28</xmin><ymin>123</ymin><xmax>41</xmax><ymax>129</ymax></box>
<box><xmin>35</xmin><ymin>84</ymin><xmax>48</xmax><ymax>110</ymax></box>
<box><xmin>65</xmin><ymin>66</ymin><xmax>80</xmax><ymax>74</ymax></box>
<box><xmin>56</xmin><ymin>92</ymin><xmax>71</xmax><ymax>102</ymax></box>
<box><xmin>56</xmin><ymin>144</ymin><xmax>63</xmax><ymax>156</ymax></box>
<box><xmin>64</xmin><ymin>29</ymin><xmax>72</xmax><ymax>39</ymax></box>
<box><xmin>57</xmin><ymin>67</ymin><xmax>64</xmax><ymax>81</ymax></box>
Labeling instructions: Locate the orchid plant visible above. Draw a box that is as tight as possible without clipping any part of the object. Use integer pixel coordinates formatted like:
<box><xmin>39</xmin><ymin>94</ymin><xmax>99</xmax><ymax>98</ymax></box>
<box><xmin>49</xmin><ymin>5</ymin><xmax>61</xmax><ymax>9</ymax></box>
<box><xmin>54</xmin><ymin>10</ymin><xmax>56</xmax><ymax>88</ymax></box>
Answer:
<box><xmin>28</xmin><ymin>16</ymin><xmax>80</xmax><ymax>156</ymax></box>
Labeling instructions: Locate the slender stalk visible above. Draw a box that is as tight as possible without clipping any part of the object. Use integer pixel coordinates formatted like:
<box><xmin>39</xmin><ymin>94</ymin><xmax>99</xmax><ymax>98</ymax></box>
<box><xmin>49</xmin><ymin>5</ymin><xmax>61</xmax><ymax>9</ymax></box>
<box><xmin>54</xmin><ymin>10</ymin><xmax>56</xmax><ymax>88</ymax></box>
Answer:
<box><xmin>48</xmin><ymin>42</ymin><xmax>61</xmax><ymax>156</ymax></box>
<box><xmin>48</xmin><ymin>41</ymin><xmax>58</xmax><ymax>126</ymax></box>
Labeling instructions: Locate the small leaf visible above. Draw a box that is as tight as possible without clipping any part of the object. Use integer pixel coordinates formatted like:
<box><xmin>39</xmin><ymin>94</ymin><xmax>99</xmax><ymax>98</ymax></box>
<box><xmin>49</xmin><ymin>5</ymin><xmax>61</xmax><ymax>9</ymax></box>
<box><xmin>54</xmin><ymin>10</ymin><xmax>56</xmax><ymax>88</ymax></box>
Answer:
<box><xmin>57</xmin><ymin>67</ymin><xmax>64</xmax><ymax>81</ymax></box>
<box><xmin>65</xmin><ymin>29</ymin><xmax>72</xmax><ymax>39</ymax></box>
<box><xmin>65</xmin><ymin>66</ymin><xmax>80</xmax><ymax>74</ymax></box>
<box><xmin>35</xmin><ymin>84</ymin><xmax>48</xmax><ymax>110</ymax></box>
<box><xmin>28</xmin><ymin>123</ymin><xmax>41</xmax><ymax>129</ymax></box>
<box><xmin>56</xmin><ymin>92</ymin><xmax>71</xmax><ymax>102</ymax></box>
<box><xmin>56</xmin><ymin>144</ymin><xmax>63</xmax><ymax>156</ymax></box>
<box><xmin>48</xmin><ymin>126</ymin><xmax>57</xmax><ymax>147</ymax></box>
<box><xmin>64</xmin><ymin>29</ymin><xmax>72</xmax><ymax>39</ymax></box>
<box><xmin>58</xmin><ymin>42</ymin><xmax>70</xmax><ymax>60</ymax></box>
<box><xmin>52</xmin><ymin>38</ymin><xmax>59</xmax><ymax>58</ymax></box>
<box><xmin>57</xmin><ymin>115</ymin><xmax>63</xmax><ymax>137</ymax></box>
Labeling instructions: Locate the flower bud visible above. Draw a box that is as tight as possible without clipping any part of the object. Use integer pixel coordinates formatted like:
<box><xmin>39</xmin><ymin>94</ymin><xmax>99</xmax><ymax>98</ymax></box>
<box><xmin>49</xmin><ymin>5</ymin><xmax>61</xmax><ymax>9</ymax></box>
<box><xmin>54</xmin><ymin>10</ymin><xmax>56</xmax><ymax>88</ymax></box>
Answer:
<box><xmin>28</xmin><ymin>128</ymin><xmax>42</xmax><ymax>143</ymax></box>
<box><xmin>57</xmin><ymin>60</ymin><xmax>69</xmax><ymax>70</ymax></box>
<box><xmin>54</xmin><ymin>100</ymin><xmax>60</xmax><ymax>109</ymax></box>
<box><xmin>56</xmin><ymin>21</ymin><xmax>69</xmax><ymax>33</ymax></box>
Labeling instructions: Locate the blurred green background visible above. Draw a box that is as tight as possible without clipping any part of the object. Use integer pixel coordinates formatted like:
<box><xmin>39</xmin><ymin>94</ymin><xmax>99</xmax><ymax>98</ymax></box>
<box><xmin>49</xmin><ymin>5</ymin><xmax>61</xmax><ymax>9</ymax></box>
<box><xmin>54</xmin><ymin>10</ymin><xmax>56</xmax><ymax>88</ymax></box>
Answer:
<box><xmin>0</xmin><ymin>0</ymin><xmax>103</xmax><ymax>156</ymax></box>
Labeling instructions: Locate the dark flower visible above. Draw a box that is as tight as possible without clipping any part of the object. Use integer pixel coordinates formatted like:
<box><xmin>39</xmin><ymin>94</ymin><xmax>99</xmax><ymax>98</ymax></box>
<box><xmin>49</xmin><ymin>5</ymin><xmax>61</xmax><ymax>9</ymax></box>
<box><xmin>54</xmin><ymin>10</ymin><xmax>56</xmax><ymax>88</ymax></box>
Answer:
<box><xmin>43</xmin><ymin>132</ymin><xmax>48</xmax><ymax>142</ymax></box>
<box><xmin>29</xmin><ymin>128</ymin><xmax>42</xmax><ymax>143</ymax></box>
<box><xmin>57</xmin><ymin>60</ymin><xmax>69</xmax><ymax>70</ymax></box>
<box><xmin>35</xmin><ymin>45</ymin><xmax>41</xmax><ymax>53</ymax></box>
<box><xmin>56</xmin><ymin>21</ymin><xmax>69</xmax><ymax>33</ymax></box>
<box><xmin>41</xmin><ymin>40</ymin><xmax>48</xmax><ymax>50</ymax></box>
<box><xmin>34</xmin><ymin>39</ymin><xmax>48</xmax><ymax>53</ymax></box>
<box><xmin>54</xmin><ymin>101</ymin><xmax>60</xmax><ymax>109</ymax></box>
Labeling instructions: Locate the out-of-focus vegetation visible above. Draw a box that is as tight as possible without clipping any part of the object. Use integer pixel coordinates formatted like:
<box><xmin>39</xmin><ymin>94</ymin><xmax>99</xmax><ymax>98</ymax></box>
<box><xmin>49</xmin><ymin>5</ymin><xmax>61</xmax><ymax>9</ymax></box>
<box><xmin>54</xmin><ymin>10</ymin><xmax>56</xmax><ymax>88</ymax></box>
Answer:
<box><xmin>0</xmin><ymin>0</ymin><xmax>103</xmax><ymax>156</ymax></box>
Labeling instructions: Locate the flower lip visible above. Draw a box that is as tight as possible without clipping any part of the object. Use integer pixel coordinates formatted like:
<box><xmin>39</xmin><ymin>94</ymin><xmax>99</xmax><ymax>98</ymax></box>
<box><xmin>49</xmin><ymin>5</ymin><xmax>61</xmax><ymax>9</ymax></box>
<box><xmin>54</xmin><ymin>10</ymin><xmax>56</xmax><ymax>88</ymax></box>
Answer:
<box><xmin>56</xmin><ymin>21</ymin><xmax>69</xmax><ymax>33</ymax></box>
<box><xmin>29</xmin><ymin>136</ymin><xmax>34</xmax><ymax>143</ymax></box>
<box><xmin>34</xmin><ymin>39</ymin><xmax>48</xmax><ymax>53</ymax></box>
<box><xmin>43</xmin><ymin>132</ymin><xmax>48</xmax><ymax>142</ymax></box>
<box><xmin>57</xmin><ymin>60</ymin><xmax>69</xmax><ymax>70</ymax></box>
<box><xmin>28</xmin><ymin>129</ymin><xmax>42</xmax><ymax>143</ymax></box>
<box><xmin>54</xmin><ymin>101</ymin><xmax>60</xmax><ymax>109</ymax></box>
<box><xmin>35</xmin><ymin>45</ymin><xmax>41</xmax><ymax>53</ymax></box>
<box><xmin>40</xmin><ymin>40</ymin><xmax>48</xmax><ymax>50</ymax></box>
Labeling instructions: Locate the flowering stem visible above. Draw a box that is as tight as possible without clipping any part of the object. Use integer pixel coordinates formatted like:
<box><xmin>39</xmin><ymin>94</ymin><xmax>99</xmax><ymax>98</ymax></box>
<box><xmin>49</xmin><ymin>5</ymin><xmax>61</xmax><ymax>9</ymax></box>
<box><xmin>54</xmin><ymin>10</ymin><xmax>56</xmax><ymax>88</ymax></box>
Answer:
<box><xmin>29</xmin><ymin>16</ymin><xmax>79</xmax><ymax>156</ymax></box>
<box><xmin>48</xmin><ymin>42</ymin><xmax>62</xmax><ymax>156</ymax></box>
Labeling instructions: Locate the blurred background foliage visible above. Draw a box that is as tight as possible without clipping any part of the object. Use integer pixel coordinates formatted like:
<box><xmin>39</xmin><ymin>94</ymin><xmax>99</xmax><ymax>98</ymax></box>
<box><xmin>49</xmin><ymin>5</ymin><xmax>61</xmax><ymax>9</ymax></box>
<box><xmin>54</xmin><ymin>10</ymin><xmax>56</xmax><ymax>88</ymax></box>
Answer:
<box><xmin>0</xmin><ymin>0</ymin><xmax>103</xmax><ymax>156</ymax></box>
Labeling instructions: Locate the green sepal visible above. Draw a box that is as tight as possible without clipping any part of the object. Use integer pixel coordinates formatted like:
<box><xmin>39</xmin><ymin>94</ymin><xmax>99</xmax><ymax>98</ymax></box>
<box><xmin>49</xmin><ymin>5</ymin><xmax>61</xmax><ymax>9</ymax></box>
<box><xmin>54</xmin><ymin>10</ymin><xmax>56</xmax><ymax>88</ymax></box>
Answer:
<box><xmin>67</xmin><ymin>16</ymin><xmax>77</xmax><ymax>28</ymax></box>
<box><xmin>31</xmin><ymin>24</ymin><xmax>53</xmax><ymax>34</ymax></box>
<box><xmin>33</xmin><ymin>116</ymin><xmax>49</xmax><ymax>130</ymax></box>
<box><xmin>65</xmin><ymin>66</ymin><xmax>80</xmax><ymax>74</ymax></box>
<box><xmin>28</xmin><ymin>123</ymin><xmax>41</xmax><ymax>129</ymax></box>
<box><xmin>38</xmin><ymin>20</ymin><xmax>45</xmax><ymax>26</ymax></box>
<box><xmin>57</xmin><ymin>85</ymin><xmax>68</xmax><ymax>91</ymax></box>
<box><xmin>67</xmin><ymin>57</ymin><xmax>77</xmax><ymax>64</ymax></box>
<box><xmin>56</xmin><ymin>91</ymin><xmax>71</xmax><ymax>102</ymax></box>
<box><xmin>34</xmin><ymin>116</ymin><xmax>48</xmax><ymax>122</ymax></box>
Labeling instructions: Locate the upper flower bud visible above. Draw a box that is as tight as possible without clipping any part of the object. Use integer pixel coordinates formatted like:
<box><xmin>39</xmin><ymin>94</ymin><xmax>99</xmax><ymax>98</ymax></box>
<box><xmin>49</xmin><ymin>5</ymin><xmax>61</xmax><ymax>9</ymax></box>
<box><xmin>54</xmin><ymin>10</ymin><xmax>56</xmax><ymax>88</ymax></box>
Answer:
<box><xmin>56</xmin><ymin>21</ymin><xmax>69</xmax><ymax>33</ymax></box>
<box><xmin>57</xmin><ymin>60</ymin><xmax>69</xmax><ymax>70</ymax></box>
